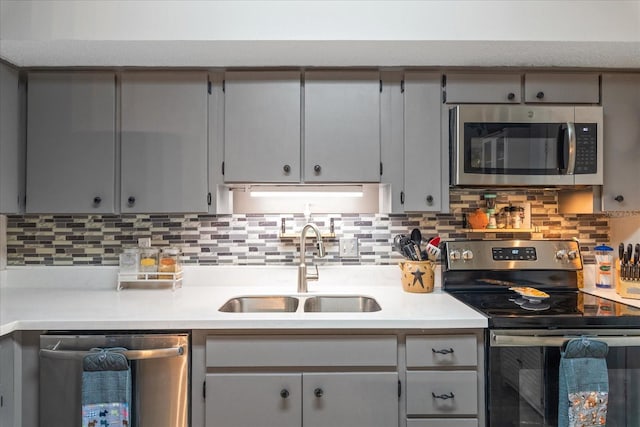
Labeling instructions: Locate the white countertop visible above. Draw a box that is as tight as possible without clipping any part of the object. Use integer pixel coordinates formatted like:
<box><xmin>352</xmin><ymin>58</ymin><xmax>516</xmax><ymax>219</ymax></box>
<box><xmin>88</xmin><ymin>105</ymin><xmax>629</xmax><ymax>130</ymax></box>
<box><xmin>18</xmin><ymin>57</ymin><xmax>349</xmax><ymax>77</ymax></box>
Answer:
<box><xmin>0</xmin><ymin>265</ymin><xmax>488</xmax><ymax>336</ymax></box>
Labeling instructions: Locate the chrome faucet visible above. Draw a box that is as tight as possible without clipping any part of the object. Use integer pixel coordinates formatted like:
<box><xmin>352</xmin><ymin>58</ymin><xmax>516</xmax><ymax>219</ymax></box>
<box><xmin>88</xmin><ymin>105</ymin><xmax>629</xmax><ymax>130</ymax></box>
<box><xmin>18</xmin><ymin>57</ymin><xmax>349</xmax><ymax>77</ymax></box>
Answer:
<box><xmin>297</xmin><ymin>223</ymin><xmax>326</xmax><ymax>293</ymax></box>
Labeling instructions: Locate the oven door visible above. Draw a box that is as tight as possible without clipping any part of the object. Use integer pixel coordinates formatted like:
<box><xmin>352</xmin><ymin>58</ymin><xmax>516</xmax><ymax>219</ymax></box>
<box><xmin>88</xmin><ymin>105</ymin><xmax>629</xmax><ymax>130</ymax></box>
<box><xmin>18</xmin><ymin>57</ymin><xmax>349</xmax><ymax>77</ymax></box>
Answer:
<box><xmin>488</xmin><ymin>330</ymin><xmax>640</xmax><ymax>427</ymax></box>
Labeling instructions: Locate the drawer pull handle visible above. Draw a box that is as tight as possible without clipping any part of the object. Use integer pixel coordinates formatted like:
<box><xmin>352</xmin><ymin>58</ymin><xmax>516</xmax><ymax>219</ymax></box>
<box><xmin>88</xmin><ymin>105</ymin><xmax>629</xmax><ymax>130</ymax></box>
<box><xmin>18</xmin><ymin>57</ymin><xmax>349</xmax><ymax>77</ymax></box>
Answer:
<box><xmin>432</xmin><ymin>392</ymin><xmax>455</xmax><ymax>400</ymax></box>
<box><xmin>280</xmin><ymin>389</ymin><xmax>290</xmax><ymax>399</ymax></box>
<box><xmin>432</xmin><ymin>348</ymin><xmax>454</xmax><ymax>355</ymax></box>
<box><xmin>314</xmin><ymin>388</ymin><xmax>324</xmax><ymax>398</ymax></box>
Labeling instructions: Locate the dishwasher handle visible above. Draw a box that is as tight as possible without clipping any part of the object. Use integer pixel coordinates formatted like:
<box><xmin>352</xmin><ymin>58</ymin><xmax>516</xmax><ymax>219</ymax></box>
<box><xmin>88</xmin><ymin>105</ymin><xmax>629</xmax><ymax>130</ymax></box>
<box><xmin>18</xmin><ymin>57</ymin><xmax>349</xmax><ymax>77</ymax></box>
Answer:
<box><xmin>39</xmin><ymin>345</ymin><xmax>185</xmax><ymax>361</ymax></box>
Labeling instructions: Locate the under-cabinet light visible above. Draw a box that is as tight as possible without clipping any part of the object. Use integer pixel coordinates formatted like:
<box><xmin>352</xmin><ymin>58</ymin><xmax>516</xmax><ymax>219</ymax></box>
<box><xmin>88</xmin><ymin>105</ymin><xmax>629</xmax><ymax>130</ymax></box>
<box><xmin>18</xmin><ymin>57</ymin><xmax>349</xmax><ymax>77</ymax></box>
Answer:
<box><xmin>249</xmin><ymin>186</ymin><xmax>364</xmax><ymax>198</ymax></box>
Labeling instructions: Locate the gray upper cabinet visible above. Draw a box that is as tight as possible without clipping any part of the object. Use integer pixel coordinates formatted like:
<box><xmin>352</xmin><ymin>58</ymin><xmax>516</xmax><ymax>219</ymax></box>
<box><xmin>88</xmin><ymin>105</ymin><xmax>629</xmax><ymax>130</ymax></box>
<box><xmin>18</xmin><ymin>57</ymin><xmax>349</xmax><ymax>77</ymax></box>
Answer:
<box><xmin>601</xmin><ymin>73</ymin><xmax>640</xmax><ymax>211</ymax></box>
<box><xmin>445</xmin><ymin>73</ymin><xmax>522</xmax><ymax>104</ymax></box>
<box><xmin>304</xmin><ymin>71</ymin><xmax>381</xmax><ymax>182</ymax></box>
<box><xmin>524</xmin><ymin>73</ymin><xmax>599</xmax><ymax>104</ymax></box>
<box><xmin>121</xmin><ymin>71</ymin><xmax>209</xmax><ymax>213</ymax></box>
<box><xmin>26</xmin><ymin>72</ymin><xmax>116</xmax><ymax>213</ymax></box>
<box><xmin>403</xmin><ymin>72</ymin><xmax>442</xmax><ymax>212</ymax></box>
<box><xmin>0</xmin><ymin>63</ymin><xmax>24</xmax><ymax>214</ymax></box>
<box><xmin>223</xmin><ymin>71</ymin><xmax>301</xmax><ymax>183</ymax></box>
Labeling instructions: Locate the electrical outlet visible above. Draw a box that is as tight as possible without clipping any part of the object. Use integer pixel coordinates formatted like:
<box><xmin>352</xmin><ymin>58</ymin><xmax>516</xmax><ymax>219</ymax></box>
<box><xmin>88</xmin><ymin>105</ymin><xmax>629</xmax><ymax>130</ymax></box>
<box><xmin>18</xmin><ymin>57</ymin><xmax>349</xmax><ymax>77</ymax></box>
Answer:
<box><xmin>340</xmin><ymin>238</ymin><xmax>359</xmax><ymax>258</ymax></box>
<box><xmin>138</xmin><ymin>237</ymin><xmax>151</xmax><ymax>248</ymax></box>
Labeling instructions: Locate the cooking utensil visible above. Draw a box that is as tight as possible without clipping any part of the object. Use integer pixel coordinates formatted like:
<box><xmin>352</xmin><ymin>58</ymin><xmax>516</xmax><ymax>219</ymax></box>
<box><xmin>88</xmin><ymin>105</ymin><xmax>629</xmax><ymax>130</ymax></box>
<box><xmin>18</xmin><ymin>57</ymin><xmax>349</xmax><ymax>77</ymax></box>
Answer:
<box><xmin>635</xmin><ymin>244</ymin><xmax>640</xmax><ymax>279</ymax></box>
<box><xmin>402</xmin><ymin>243</ymin><xmax>418</xmax><ymax>261</ymax></box>
<box><xmin>410</xmin><ymin>228</ymin><xmax>422</xmax><ymax>246</ymax></box>
<box><xmin>425</xmin><ymin>236</ymin><xmax>441</xmax><ymax>261</ymax></box>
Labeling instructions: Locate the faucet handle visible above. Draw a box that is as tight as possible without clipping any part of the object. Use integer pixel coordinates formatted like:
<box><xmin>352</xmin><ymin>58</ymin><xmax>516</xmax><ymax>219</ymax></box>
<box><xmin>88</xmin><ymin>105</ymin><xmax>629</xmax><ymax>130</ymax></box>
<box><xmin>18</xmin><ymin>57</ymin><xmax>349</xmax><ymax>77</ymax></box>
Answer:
<box><xmin>307</xmin><ymin>264</ymin><xmax>320</xmax><ymax>282</ymax></box>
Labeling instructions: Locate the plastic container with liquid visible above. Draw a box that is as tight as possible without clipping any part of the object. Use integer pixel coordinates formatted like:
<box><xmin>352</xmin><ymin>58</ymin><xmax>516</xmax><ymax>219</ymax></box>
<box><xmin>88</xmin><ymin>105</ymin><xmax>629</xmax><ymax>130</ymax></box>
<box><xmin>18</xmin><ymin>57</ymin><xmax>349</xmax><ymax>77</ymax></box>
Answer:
<box><xmin>594</xmin><ymin>244</ymin><xmax>614</xmax><ymax>288</ymax></box>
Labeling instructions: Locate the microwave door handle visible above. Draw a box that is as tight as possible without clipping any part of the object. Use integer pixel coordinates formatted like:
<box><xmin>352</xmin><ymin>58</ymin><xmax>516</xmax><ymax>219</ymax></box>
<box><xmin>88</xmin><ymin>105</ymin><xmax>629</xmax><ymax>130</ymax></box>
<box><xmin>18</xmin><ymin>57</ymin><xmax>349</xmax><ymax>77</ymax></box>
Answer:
<box><xmin>565</xmin><ymin>122</ymin><xmax>577</xmax><ymax>175</ymax></box>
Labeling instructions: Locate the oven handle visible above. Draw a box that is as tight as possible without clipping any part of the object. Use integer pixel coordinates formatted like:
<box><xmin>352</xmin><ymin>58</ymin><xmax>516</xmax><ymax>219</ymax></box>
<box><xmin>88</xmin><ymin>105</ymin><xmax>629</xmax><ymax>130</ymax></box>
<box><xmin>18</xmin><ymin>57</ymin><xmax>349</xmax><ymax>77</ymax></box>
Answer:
<box><xmin>491</xmin><ymin>332</ymin><xmax>640</xmax><ymax>348</ymax></box>
<box><xmin>39</xmin><ymin>345</ymin><xmax>185</xmax><ymax>361</ymax></box>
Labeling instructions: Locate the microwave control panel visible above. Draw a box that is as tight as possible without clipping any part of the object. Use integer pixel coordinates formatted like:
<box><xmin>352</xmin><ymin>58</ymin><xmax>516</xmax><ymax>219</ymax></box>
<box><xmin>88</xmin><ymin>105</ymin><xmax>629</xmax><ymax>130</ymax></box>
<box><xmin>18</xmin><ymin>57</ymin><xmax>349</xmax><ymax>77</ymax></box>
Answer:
<box><xmin>574</xmin><ymin>123</ymin><xmax>597</xmax><ymax>174</ymax></box>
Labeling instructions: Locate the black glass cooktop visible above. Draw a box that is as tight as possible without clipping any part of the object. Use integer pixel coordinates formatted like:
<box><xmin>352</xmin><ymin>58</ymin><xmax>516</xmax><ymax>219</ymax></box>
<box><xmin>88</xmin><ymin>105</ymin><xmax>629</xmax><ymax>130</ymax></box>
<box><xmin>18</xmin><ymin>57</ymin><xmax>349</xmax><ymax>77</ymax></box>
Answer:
<box><xmin>447</xmin><ymin>290</ymin><xmax>640</xmax><ymax>328</ymax></box>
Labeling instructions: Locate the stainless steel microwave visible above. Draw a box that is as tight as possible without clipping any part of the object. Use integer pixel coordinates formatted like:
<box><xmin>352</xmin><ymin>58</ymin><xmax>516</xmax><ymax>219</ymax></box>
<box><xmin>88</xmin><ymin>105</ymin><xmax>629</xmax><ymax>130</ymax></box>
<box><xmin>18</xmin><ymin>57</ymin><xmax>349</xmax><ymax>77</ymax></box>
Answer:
<box><xmin>449</xmin><ymin>105</ymin><xmax>603</xmax><ymax>186</ymax></box>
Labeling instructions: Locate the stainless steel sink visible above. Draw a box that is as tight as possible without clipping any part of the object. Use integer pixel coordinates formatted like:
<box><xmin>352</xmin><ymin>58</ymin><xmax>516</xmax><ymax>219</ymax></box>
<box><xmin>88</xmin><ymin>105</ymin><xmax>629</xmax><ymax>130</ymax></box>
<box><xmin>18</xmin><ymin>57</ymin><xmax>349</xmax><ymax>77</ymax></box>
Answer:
<box><xmin>303</xmin><ymin>295</ymin><xmax>381</xmax><ymax>313</ymax></box>
<box><xmin>219</xmin><ymin>296</ymin><xmax>300</xmax><ymax>313</ymax></box>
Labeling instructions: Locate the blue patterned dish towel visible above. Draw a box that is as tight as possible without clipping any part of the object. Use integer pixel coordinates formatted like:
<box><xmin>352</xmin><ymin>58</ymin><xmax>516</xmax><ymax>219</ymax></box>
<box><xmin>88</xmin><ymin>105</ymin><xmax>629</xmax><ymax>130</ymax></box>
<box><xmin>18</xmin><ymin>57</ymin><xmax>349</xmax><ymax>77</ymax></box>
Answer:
<box><xmin>558</xmin><ymin>337</ymin><xmax>609</xmax><ymax>427</ymax></box>
<box><xmin>81</xmin><ymin>348</ymin><xmax>131</xmax><ymax>427</ymax></box>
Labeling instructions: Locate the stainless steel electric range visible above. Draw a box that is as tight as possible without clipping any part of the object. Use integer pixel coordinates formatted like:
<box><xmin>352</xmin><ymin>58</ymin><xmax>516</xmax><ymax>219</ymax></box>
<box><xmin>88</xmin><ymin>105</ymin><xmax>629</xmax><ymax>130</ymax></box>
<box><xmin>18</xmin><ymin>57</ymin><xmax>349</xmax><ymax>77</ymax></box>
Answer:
<box><xmin>442</xmin><ymin>239</ymin><xmax>640</xmax><ymax>427</ymax></box>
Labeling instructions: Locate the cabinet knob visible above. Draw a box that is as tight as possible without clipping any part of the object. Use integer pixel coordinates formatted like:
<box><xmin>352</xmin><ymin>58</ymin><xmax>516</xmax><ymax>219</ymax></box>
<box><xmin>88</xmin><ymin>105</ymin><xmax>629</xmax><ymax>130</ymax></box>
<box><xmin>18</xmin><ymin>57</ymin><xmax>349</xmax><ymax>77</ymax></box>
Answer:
<box><xmin>507</xmin><ymin>92</ymin><xmax>515</xmax><ymax>101</ymax></box>
<box><xmin>314</xmin><ymin>165</ymin><xmax>321</xmax><ymax>174</ymax></box>
<box><xmin>93</xmin><ymin>196</ymin><xmax>102</xmax><ymax>205</ymax></box>
<box><xmin>280</xmin><ymin>389</ymin><xmax>290</xmax><ymax>399</ymax></box>
<box><xmin>314</xmin><ymin>388</ymin><xmax>324</xmax><ymax>398</ymax></box>
<box><xmin>127</xmin><ymin>196</ymin><xmax>136</xmax><ymax>206</ymax></box>
<box><xmin>536</xmin><ymin>91</ymin><xmax>545</xmax><ymax>99</ymax></box>
<box><xmin>283</xmin><ymin>164</ymin><xmax>291</xmax><ymax>174</ymax></box>
<box><xmin>614</xmin><ymin>195</ymin><xmax>624</xmax><ymax>203</ymax></box>
<box><xmin>426</xmin><ymin>195</ymin><xmax>434</xmax><ymax>204</ymax></box>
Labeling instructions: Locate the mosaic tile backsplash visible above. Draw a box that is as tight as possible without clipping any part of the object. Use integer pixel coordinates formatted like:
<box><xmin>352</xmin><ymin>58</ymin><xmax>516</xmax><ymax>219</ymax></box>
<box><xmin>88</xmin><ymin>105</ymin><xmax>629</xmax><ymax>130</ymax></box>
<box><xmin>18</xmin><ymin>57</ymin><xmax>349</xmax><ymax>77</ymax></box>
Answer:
<box><xmin>6</xmin><ymin>190</ymin><xmax>610</xmax><ymax>266</ymax></box>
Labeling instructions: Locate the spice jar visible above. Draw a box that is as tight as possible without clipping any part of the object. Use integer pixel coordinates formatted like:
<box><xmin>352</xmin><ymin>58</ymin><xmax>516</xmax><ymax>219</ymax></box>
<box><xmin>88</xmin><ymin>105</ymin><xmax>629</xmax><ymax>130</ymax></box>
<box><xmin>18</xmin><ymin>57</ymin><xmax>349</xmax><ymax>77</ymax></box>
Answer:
<box><xmin>119</xmin><ymin>247</ymin><xmax>139</xmax><ymax>274</ymax></box>
<box><xmin>139</xmin><ymin>248</ymin><xmax>159</xmax><ymax>278</ymax></box>
<box><xmin>159</xmin><ymin>247</ymin><xmax>181</xmax><ymax>279</ymax></box>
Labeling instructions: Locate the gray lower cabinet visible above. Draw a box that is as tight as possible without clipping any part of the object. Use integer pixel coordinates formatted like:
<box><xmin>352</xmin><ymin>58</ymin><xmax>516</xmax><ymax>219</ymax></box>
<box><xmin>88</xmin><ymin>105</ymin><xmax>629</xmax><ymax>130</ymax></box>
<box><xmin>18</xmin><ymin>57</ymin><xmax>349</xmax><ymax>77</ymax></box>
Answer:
<box><xmin>206</xmin><ymin>372</ymin><xmax>398</xmax><ymax>427</ymax></box>
<box><xmin>405</xmin><ymin>334</ymin><xmax>483</xmax><ymax>427</ymax></box>
<box><xmin>0</xmin><ymin>63</ymin><xmax>24</xmax><ymax>214</ymax></box>
<box><xmin>26</xmin><ymin>71</ymin><xmax>116</xmax><ymax>213</ymax></box>
<box><xmin>120</xmin><ymin>71</ymin><xmax>209</xmax><ymax>213</ymax></box>
<box><xmin>403</xmin><ymin>72</ymin><xmax>442</xmax><ymax>212</ymax></box>
<box><xmin>601</xmin><ymin>73</ymin><xmax>640</xmax><ymax>211</ymax></box>
<box><xmin>203</xmin><ymin>334</ymin><xmax>399</xmax><ymax>427</ymax></box>
<box><xmin>223</xmin><ymin>71</ymin><xmax>301</xmax><ymax>183</ymax></box>
<box><xmin>304</xmin><ymin>71</ymin><xmax>381</xmax><ymax>183</ymax></box>
<box><xmin>0</xmin><ymin>335</ymin><xmax>15</xmax><ymax>427</ymax></box>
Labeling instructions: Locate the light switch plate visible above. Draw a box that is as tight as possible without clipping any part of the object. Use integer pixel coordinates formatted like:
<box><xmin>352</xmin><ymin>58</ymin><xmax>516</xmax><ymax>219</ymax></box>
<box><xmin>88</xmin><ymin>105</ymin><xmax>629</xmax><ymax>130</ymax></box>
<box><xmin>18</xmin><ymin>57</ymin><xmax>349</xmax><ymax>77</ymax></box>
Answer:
<box><xmin>340</xmin><ymin>238</ymin><xmax>359</xmax><ymax>257</ymax></box>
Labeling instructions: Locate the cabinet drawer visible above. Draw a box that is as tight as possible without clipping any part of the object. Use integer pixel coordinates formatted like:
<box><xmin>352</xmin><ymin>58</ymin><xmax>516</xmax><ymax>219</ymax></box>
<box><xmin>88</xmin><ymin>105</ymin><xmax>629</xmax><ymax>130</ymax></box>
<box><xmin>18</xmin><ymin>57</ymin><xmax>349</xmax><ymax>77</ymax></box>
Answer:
<box><xmin>406</xmin><ymin>371</ymin><xmax>478</xmax><ymax>416</ymax></box>
<box><xmin>406</xmin><ymin>335</ymin><xmax>477</xmax><ymax>367</ymax></box>
<box><xmin>407</xmin><ymin>418</ymin><xmax>478</xmax><ymax>427</ymax></box>
<box><xmin>407</xmin><ymin>419</ymin><xmax>478</xmax><ymax>427</ymax></box>
<box><xmin>206</xmin><ymin>335</ymin><xmax>397</xmax><ymax>367</ymax></box>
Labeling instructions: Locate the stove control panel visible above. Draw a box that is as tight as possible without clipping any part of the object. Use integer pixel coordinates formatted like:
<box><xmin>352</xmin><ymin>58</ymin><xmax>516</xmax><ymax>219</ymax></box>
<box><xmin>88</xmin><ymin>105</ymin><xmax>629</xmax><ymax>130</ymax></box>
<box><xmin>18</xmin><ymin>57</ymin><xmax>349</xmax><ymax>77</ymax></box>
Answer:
<box><xmin>444</xmin><ymin>239</ymin><xmax>582</xmax><ymax>271</ymax></box>
<box><xmin>492</xmin><ymin>247</ymin><xmax>536</xmax><ymax>261</ymax></box>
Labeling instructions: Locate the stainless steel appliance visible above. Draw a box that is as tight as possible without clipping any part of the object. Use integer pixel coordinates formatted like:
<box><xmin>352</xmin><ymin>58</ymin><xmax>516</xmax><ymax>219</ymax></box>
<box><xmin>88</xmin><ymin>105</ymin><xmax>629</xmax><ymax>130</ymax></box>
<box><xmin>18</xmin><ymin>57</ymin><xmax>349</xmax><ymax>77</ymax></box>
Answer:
<box><xmin>449</xmin><ymin>105</ymin><xmax>603</xmax><ymax>186</ymax></box>
<box><xmin>39</xmin><ymin>332</ymin><xmax>189</xmax><ymax>427</ymax></box>
<box><xmin>442</xmin><ymin>240</ymin><xmax>640</xmax><ymax>427</ymax></box>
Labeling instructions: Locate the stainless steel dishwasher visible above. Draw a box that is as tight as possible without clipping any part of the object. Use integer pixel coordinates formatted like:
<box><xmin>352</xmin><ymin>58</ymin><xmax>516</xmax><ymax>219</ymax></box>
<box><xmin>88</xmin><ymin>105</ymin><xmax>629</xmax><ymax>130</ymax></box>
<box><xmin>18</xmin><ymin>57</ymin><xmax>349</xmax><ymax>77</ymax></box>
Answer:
<box><xmin>39</xmin><ymin>332</ymin><xmax>189</xmax><ymax>427</ymax></box>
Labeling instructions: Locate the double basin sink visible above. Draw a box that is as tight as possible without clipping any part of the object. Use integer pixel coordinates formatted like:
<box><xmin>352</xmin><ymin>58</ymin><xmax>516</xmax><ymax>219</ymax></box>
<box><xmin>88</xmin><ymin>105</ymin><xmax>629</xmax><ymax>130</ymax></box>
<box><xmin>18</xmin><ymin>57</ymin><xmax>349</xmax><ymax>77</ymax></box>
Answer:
<box><xmin>219</xmin><ymin>295</ymin><xmax>381</xmax><ymax>313</ymax></box>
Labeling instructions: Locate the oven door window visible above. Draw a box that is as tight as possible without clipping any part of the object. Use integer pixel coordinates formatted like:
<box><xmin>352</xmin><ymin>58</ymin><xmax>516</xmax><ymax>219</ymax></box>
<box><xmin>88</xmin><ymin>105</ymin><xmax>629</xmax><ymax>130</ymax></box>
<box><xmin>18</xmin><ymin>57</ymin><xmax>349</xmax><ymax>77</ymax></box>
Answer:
<box><xmin>489</xmin><ymin>345</ymin><xmax>640</xmax><ymax>427</ymax></box>
<box><xmin>464</xmin><ymin>123</ymin><xmax>568</xmax><ymax>175</ymax></box>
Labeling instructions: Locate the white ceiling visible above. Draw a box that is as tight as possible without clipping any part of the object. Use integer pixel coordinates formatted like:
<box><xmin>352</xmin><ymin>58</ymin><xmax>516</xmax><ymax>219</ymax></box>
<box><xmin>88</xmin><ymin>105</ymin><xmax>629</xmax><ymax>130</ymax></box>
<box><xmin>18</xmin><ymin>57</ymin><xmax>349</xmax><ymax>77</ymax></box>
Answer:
<box><xmin>1</xmin><ymin>0</ymin><xmax>639</xmax><ymax>68</ymax></box>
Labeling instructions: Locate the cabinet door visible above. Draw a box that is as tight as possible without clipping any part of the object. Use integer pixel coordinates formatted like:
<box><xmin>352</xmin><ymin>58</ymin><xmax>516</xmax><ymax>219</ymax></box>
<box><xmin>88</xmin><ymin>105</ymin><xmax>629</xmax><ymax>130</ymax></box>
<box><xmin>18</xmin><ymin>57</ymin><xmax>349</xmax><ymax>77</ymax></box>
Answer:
<box><xmin>403</xmin><ymin>73</ymin><xmax>442</xmax><ymax>212</ymax></box>
<box><xmin>205</xmin><ymin>373</ymin><xmax>301</xmax><ymax>427</ymax></box>
<box><xmin>26</xmin><ymin>72</ymin><xmax>116</xmax><ymax>213</ymax></box>
<box><xmin>445</xmin><ymin>73</ymin><xmax>521</xmax><ymax>104</ymax></box>
<box><xmin>304</xmin><ymin>71</ymin><xmax>381</xmax><ymax>182</ymax></box>
<box><xmin>303</xmin><ymin>372</ymin><xmax>399</xmax><ymax>427</ymax></box>
<box><xmin>0</xmin><ymin>63</ymin><xmax>24</xmax><ymax>214</ymax></box>
<box><xmin>0</xmin><ymin>335</ymin><xmax>15</xmax><ymax>427</ymax></box>
<box><xmin>524</xmin><ymin>73</ymin><xmax>599</xmax><ymax>104</ymax></box>
<box><xmin>601</xmin><ymin>73</ymin><xmax>640</xmax><ymax>210</ymax></box>
<box><xmin>121</xmin><ymin>71</ymin><xmax>208</xmax><ymax>213</ymax></box>
<box><xmin>224</xmin><ymin>71</ymin><xmax>301</xmax><ymax>183</ymax></box>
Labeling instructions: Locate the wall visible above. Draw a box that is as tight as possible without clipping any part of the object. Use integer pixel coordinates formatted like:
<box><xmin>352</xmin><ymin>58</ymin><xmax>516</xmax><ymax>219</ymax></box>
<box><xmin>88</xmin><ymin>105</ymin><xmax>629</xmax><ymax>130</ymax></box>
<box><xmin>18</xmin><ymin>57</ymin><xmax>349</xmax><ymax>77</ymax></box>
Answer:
<box><xmin>5</xmin><ymin>190</ymin><xmax>610</xmax><ymax>267</ymax></box>
<box><xmin>1</xmin><ymin>1</ymin><xmax>638</xmax><ymax>67</ymax></box>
